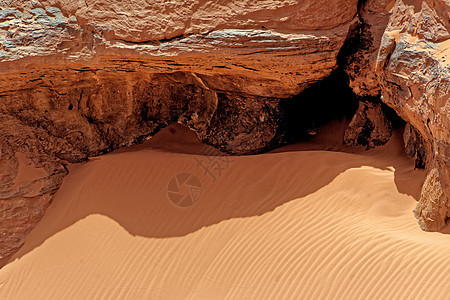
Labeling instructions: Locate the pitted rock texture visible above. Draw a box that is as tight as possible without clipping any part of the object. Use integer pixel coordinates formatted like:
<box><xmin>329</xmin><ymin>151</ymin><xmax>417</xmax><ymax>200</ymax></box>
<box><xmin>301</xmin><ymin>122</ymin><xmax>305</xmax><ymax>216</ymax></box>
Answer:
<box><xmin>0</xmin><ymin>114</ymin><xmax>67</xmax><ymax>267</ymax></box>
<box><xmin>415</xmin><ymin>168</ymin><xmax>449</xmax><ymax>231</ymax></box>
<box><xmin>0</xmin><ymin>69</ymin><xmax>221</xmax><ymax>266</ymax></box>
<box><xmin>403</xmin><ymin>123</ymin><xmax>427</xmax><ymax>169</ymax></box>
<box><xmin>0</xmin><ymin>0</ymin><xmax>359</xmax><ymax>98</ymax></box>
<box><xmin>344</xmin><ymin>0</ymin><xmax>449</xmax><ymax>231</ymax></box>
<box><xmin>0</xmin><ymin>0</ymin><xmax>360</xmax><ymax>265</ymax></box>
<box><xmin>344</xmin><ymin>101</ymin><xmax>393</xmax><ymax>148</ymax></box>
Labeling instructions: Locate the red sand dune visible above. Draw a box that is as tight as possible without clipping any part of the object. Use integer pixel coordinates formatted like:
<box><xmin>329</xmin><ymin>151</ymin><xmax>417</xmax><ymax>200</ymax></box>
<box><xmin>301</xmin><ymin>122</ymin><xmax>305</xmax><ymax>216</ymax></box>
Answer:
<box><xmin>1</xmin><ymin>123</ymin><xmax>449</xmax><ymax>299</ymax></box>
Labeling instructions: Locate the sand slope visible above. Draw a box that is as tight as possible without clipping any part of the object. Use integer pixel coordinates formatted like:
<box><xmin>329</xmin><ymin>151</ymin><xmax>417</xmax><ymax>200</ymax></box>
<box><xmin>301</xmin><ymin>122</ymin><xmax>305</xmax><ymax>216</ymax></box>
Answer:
<box><xmin>0</xmin><ymin>124</ymin><xmax>449</xmax><ymax>299</ymax></box>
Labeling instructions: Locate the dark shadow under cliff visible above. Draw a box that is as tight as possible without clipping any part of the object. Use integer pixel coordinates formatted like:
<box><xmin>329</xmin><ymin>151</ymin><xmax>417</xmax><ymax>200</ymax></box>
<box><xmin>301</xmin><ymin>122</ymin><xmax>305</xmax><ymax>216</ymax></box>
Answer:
<box><xmin>277</xmin><ymin>68</ymin><xmax>359</xmax><ymax>145</ymax></box>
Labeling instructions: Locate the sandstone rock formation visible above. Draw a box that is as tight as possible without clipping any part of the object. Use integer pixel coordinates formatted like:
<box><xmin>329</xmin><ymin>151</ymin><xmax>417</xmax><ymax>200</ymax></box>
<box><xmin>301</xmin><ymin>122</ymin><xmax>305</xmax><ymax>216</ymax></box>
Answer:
<box><xmin>0</xmin><ymin>0</ymin><xmax>358</xmax><ymax>98</ymax></box>
<box><xmin>403</xmin><ymin>123</ymin><xmax>427</xmax><ymax>168</ymax></box>
<box><xmin>0</xmin><ymin>0</ymin><xmax>448</xmax><ymax>266</ymax></box>
<box><xmin>344</xmin><ymin>101</ymin><xmax>393</xmax><ymax>148</ymax></box>
<box><xmin>343</xmin><ymin>0</ymin><xmax>449</xmax><ymax>231</ymax></box>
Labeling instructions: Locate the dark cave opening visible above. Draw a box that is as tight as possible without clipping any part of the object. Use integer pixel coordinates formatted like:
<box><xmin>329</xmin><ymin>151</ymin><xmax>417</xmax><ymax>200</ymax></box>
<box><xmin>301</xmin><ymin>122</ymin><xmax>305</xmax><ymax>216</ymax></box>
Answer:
<box><xmin>381</xmin><ymin>101</ymin><xmax>406</xmax><ymax>128</ymax></box>
<box><xmin>276</xmin><ymin>67</ymin><xmax>405</xmax><ymax>148</ymax></box>
<box><xmin>278</xmin><ymin>68</ymin><xmax>359</xmax><ymax>144</ymax></box>
<box><xmin>357</xmin><ymin>0</ymin><xmax>369</xmax><ymax>13</ymax></box>
<box><xmin>274</xmin><ymin>14</ymin><xmax>366</xmax><ymax>146</ymax></box>
<box><xmin>274</xmin><ymin>7</ymin><xmax>406</xmax><ymax>149</ymax></box>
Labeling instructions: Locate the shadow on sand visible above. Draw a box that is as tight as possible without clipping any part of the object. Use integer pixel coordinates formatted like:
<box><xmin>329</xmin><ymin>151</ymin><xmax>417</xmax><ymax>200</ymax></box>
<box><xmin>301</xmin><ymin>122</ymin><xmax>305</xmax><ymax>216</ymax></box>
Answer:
<box><xmin>8</xmin><ymin>122</ymin><xmax>431</xmax><ymax>265</ymax></box>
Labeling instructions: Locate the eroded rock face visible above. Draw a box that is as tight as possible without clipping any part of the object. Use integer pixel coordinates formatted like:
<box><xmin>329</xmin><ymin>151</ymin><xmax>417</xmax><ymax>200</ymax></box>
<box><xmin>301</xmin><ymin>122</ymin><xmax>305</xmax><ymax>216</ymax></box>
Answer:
<box><xmin>345</xmin><ymin>0</ymin><xmax>450</xmax><ymax>231</ymax></box>
<box><xmin>344</xmin><ymin>101</ymin><xmax>392</xmax><ymax>148</ymax></box>
<box><xmin>0</xmin><ymin>114</ymin><xmax>67</xmax><ymax>266</ymax></box>
<box><xmin>0</xmin><ymin>0</ymin><xmax>359</xmax><ymax>98</ymax></box>
<box><xmin>377</xmin><ymin>0</ymin><xmax>450</xmax><ymax>231</ymax></box>
<box><xmin>0</xmin><ymin>0</ymin><xmax>360</xmax><ymax>265</ymax></box>
<box><xmin>403</xmin><ymin>123</ymin><xmax>427</xmax><ymax>169</ymax></box>
<box><xmin>415</xmin><ymin>168</ymin><xmax>449</xmax><ymax>230</ymax></box>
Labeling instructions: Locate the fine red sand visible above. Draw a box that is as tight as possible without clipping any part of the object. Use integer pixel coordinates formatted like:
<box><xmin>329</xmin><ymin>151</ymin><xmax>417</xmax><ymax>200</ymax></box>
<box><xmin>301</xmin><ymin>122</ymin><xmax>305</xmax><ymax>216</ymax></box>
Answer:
<box><xmin>1</xmin><ymin>122</ymin><xmax>449</xmax><ymax>299</ymax></box>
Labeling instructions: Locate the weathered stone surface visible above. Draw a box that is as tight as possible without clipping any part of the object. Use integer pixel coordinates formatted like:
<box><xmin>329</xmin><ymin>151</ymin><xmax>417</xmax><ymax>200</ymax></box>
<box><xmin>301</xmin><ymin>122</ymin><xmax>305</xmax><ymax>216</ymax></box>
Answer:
<box><xmin>344</xmin><ymin>0</ymin><xmax>449</xmax><ymax>231</ymax></box>
<box><xmin>0</xmin><ymin>0</ymin><xmax>359</xmax><ymax>98</ymax></box>
<box><xmin>414</xmin><ymin>168</ymin><xmax>450</xmax><ymax>231</ymax></box>
<box><xmin>338</xmin><ymin>1</ymin><xmax>395</xmax><ymax>148</ymax></box>
<box><xmin>344</xmin><ymin>101</ymin><xmax>392</xmax><ymax>148</ymax></box>
<box><xmin>0</xmin><ymin>114</ymin><xmax>67</xmax><ymax>266</ymax></box>
<box><xmin>197</xmin><ymin>92</ymin><xmax>283</xmax><ymax>154</ymax></box>
<box><xmin>60</xmin><ymin>0</ymin><xmax>358</xmax><ymax>40</ymax></box>
<box><xmin>376</xmin><ymin>0</ymin><xmax>449</xmax><ymax>231</ymax></box>
<box><xmin>403</xmin><ymin>123</ymin><xmax>427</xmax><ymax>169</ymax></box>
